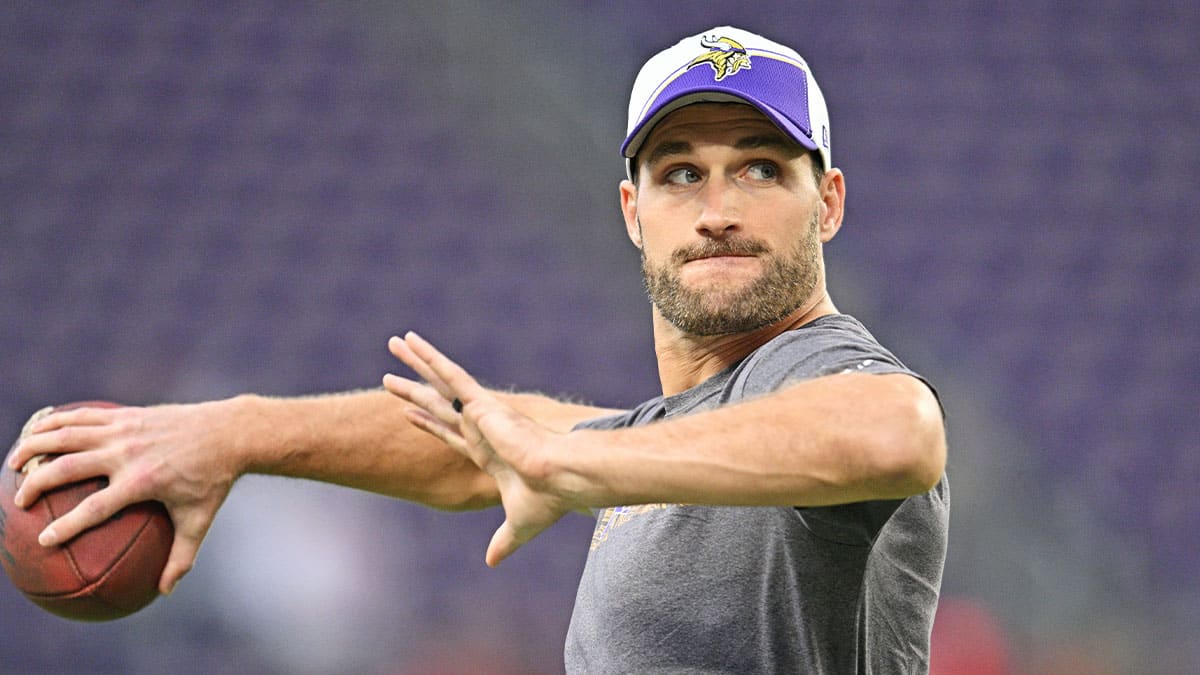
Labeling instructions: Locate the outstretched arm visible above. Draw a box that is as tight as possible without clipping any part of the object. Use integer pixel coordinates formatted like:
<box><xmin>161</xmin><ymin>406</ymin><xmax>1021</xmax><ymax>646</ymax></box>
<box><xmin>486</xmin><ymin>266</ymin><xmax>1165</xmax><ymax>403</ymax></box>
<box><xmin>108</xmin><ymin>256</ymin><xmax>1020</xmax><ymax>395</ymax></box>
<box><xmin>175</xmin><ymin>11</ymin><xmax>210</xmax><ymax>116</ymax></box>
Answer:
<box><xmin>7</xmin><ymin>385</ymin><xmax>614</xmax><ymax>594</ymax></box>
<box><xmin>385</xmin><ymin>332</ymin><xmax>946</xmax><ymax>567</ymax></box>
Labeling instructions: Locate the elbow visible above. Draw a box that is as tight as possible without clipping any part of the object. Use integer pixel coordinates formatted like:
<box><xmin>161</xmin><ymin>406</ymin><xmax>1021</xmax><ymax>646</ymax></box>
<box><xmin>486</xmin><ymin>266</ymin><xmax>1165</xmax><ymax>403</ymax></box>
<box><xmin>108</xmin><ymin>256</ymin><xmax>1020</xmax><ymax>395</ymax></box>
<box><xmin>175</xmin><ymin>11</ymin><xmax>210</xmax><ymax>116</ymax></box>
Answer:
<box><xmin>898</xmin><ymin>428</ymin><xmax>946</xmax><ymax>495</ymax></box>
<box><xmin>424</xmin><ymin>470</ymin><xmax>501</xmax><ymax>512</ymax></box>
<box><xmin>430</xmin><ymin>494</ymin><xmax>496</xmax><ymax>513</ymax></box>
<box><xmin>428</xmin><ymin>488</ymin><xmax>498</xmax><ymax>513</ymax></box>
<box><xmin>871</xmin><ymin>383</ymin><xmax>946</xmax><ymax>497</ymax></box>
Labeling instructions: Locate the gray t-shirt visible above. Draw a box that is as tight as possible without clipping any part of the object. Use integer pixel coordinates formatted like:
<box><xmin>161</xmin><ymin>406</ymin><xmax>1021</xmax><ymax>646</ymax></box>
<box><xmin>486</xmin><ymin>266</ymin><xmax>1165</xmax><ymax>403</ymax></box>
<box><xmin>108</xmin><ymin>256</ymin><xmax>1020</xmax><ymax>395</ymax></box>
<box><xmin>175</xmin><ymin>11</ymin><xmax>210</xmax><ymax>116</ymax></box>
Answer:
<box><xmin>564</xmin><ymin>314</ymin><xmax>949</xmax><ymax>674</ymax></box>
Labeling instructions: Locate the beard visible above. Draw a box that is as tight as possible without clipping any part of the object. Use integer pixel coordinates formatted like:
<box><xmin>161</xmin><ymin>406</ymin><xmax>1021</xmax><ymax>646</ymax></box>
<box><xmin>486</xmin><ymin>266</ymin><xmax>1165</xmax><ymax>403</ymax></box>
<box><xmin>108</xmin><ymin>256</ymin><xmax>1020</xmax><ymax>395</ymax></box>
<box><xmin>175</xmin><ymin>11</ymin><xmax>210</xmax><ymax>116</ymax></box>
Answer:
<box><xmin>640</xmin><ymin>212</ymin><xmax>822</xmax><ymax>336</ymax></box>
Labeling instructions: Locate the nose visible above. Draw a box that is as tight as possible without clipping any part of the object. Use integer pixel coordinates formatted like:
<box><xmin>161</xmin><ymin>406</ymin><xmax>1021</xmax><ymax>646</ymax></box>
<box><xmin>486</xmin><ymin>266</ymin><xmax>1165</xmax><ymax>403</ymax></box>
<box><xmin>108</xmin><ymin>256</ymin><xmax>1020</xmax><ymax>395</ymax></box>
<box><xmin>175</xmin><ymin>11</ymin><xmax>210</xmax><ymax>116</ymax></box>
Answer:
<box><xmin>695</xmin><ymin>175</ymin><xmax>740</xmax><ymax>238</ymax></box>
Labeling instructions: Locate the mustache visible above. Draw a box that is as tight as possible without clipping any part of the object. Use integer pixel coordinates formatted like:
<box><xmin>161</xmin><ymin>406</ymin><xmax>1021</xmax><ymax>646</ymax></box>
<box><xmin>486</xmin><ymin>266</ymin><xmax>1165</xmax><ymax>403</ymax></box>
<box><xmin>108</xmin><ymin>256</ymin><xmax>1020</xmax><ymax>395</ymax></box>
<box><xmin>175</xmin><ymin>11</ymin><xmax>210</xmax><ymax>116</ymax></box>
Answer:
<box><xmin>671</xmin><ymin>238</ymin><xmax>770</xmax><ymax>265</ymax></box>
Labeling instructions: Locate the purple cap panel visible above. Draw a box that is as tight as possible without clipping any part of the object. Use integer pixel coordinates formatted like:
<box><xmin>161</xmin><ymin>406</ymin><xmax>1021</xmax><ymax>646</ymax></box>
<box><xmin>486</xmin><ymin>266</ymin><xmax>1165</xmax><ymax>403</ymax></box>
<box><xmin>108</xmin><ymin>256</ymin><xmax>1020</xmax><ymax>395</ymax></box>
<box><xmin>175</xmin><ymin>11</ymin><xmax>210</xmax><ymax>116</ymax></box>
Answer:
<box><xmin>623</xmin><ymin>56</ymin><xmax>813</xmax><ymax>157</ymax></box>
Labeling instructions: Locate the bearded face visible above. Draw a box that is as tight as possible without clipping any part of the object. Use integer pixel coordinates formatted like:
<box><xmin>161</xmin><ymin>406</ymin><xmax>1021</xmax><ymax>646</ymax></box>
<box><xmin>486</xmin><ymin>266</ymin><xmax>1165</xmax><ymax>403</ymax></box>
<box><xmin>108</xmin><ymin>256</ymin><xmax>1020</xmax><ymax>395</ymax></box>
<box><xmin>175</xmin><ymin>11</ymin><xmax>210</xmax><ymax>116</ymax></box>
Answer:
<box><xmin>640</xmin><ymin>208</ymin><xmax>821</xmax><ymax>336</ymax></box>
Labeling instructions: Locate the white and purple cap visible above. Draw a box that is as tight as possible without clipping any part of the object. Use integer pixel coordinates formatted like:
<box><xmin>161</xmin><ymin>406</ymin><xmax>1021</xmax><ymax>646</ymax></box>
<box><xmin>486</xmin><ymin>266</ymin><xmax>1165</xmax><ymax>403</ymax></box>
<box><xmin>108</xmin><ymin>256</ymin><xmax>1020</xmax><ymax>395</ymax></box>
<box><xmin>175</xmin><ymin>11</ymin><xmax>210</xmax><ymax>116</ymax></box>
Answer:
<box><xmin>622</xmin><ymin>26</ymin><xmax>831</xmax><ymax>179</ymax></box>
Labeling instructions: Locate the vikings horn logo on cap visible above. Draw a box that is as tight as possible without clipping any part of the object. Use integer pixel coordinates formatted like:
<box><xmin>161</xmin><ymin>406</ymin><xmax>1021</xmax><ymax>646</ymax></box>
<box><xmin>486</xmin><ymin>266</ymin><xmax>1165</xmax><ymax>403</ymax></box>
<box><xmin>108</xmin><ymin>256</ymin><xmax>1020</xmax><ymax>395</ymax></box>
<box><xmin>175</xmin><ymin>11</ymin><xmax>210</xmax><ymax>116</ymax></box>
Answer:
<box><xmin>687</xmin><ymin>36</ymin><xmax>752</xmax><ymax>82</ymax></box>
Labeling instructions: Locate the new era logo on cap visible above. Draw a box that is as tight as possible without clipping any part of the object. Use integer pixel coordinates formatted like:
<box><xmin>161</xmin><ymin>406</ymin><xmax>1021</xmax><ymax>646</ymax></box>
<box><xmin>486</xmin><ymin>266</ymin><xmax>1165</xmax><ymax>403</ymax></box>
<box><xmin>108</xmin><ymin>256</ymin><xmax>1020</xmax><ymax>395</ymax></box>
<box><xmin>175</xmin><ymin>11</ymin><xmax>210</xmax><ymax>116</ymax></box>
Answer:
<box><xmin>622</xmin><ymin>26</ymin><xmax>831</xmax><ymax>177</ymax></box>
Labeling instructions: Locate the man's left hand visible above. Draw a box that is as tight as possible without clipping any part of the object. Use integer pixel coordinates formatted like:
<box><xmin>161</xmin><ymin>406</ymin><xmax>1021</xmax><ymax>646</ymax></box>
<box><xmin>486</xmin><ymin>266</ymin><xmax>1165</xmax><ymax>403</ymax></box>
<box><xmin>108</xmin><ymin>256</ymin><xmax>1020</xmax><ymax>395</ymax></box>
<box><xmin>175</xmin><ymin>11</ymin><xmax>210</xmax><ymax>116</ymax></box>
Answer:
<box><xmin>383</xmin><ymin>332</ymin><xmax>578</xmax><ymax>567</ymax></box>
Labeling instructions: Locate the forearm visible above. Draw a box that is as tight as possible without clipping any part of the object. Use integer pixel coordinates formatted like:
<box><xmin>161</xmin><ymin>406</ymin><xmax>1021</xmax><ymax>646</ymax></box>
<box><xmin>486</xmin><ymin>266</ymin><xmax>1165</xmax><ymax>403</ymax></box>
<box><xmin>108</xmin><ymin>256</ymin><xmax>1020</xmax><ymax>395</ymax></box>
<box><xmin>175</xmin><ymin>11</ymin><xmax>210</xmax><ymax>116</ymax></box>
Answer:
<box><xmin>229</xmin><ymin>389</ymin><xmax>615</xmax><ymax>510</ymax></box>
<box><xmin>220</xmin><ymin>389</ymin><xmax>484</xmax><ymax>509</ymax></box>
<box><xmin>559</xmin><ymin>373</ymin><xmax>945</xmax><ymax>509</ymax></box>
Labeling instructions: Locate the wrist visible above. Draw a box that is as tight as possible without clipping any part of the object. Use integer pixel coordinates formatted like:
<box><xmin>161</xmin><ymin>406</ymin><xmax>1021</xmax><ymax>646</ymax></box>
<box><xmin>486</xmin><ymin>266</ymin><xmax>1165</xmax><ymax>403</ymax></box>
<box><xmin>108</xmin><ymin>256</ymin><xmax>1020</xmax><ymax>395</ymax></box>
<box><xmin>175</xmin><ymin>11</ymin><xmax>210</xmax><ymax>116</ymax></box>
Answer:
<box><xmin>555</xmin><ymin>429</ymin><xmax>609</xmax><ymax>510</ymax></box>
<box><xmin>213</xmin><ymin>393</ymin><xmax>271</xmax><ymax>478</ymax></box>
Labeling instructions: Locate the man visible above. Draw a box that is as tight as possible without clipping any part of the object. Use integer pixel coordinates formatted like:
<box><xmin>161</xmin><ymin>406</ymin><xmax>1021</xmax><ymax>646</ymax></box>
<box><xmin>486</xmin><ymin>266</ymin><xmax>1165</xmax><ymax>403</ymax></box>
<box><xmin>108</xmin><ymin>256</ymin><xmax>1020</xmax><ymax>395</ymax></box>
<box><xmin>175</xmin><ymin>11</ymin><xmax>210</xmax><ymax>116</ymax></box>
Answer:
<box><xmin>11</xmin><ymin>26</ymin><xmax>947</xmax><ymax>673</ymax></box>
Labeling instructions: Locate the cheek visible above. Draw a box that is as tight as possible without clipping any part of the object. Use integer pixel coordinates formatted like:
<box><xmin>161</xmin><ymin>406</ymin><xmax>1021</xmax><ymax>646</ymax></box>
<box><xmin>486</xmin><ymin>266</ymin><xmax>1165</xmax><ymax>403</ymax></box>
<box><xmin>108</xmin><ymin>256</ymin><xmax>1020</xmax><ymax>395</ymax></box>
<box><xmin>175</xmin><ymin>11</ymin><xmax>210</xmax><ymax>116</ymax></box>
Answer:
<box><xmin>635</xmin><ymin>221</ymin><xmax>685</xmax><ymax>259</ymax></box>
<box><xmin>771</xmin><ymin>197</ymin><xmax>820</xmax><ymax>234</ymax></box>
<box><xmin>634</xmin><ymin>189</ymin><xmax>703</xmax><ymax>232</ymax></box>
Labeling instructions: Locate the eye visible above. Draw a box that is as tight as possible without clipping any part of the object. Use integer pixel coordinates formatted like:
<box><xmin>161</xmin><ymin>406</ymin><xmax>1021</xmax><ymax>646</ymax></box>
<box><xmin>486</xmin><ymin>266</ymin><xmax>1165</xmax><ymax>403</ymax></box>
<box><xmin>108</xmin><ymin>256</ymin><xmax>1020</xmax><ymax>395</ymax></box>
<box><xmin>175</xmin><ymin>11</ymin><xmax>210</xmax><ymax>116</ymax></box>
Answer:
<box><xmin>664</xmin><ymin>167</ymin><xmax>701</xmax><ymax>185</ymax></box>
<box><xmin>745</xmin><ymin>162</ymin><xmax>779</xmax><ymax>181</ymax></box>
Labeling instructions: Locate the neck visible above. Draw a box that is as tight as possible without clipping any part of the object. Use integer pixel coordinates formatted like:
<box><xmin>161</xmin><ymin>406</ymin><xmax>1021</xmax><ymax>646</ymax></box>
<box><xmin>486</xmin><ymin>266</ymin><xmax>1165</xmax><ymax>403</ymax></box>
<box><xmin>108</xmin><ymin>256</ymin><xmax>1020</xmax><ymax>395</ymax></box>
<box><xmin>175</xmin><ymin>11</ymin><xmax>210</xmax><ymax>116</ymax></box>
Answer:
<box><xmin>652</xmin><ymin>291</ymin><xmax>838</xmax><ymax>396</ymax></box>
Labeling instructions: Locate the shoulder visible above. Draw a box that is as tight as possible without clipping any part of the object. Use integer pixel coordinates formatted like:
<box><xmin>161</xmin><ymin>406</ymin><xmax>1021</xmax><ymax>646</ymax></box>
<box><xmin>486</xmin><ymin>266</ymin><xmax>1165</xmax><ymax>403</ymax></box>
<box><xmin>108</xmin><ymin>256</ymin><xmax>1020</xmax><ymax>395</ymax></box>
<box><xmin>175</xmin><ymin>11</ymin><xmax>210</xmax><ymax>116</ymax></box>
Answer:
<box><xmin>733</xmin><ymin>314</ymin><xmax>924</xmax><ymax>396</ymax></box>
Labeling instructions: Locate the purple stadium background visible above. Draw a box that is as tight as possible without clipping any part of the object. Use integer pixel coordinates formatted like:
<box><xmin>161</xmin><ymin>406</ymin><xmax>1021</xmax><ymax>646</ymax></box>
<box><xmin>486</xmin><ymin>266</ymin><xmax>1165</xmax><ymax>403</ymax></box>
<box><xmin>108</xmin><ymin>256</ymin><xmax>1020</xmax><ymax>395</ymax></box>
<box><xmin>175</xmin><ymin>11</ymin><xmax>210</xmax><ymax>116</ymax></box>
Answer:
<box><xmin>2</xmin><ymin>2</ymin><xmax>1196</xmax><ymax>673</ymax></box>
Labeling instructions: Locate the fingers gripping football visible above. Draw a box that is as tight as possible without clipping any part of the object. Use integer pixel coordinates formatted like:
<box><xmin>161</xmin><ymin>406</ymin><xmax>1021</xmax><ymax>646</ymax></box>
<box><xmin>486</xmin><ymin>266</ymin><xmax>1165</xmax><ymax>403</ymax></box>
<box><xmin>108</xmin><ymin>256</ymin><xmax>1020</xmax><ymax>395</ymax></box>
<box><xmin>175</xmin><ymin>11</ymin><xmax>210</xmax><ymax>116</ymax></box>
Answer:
<box><xmin>9</xmin><ymin>402</ymin><xmax>238</xmax><ymax>594</ymax></box>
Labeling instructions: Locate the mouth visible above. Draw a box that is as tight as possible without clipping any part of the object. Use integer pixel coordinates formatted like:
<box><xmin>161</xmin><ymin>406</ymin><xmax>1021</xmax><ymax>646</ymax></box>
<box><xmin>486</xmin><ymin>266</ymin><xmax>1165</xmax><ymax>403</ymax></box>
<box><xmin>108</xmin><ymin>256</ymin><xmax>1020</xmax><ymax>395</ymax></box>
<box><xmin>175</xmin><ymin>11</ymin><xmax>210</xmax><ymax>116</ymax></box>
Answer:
<box><xmin>684</xmin><ymin>253</ymin><xmax>757</xmax><ymax>263</ymax></box>
<box><xmin>676</xmin><ymin>238</ymin><xmax>769</xmax><ymax>265</ymax></box>
<box><xmin>679</xmin><ymin>254</ymin><xmax>762</xmax><ymax>281</ymax></box>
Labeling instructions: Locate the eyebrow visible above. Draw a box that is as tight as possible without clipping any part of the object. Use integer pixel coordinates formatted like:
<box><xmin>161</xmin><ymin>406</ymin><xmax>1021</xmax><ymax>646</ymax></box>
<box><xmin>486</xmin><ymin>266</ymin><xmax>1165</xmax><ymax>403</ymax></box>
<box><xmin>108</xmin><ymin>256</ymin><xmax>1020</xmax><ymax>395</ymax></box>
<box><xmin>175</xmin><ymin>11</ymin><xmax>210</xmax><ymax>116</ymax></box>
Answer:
<box><xmin>733</xmin><ymin>134</ymin><xmax>806</xmax><ymax>158</ymax></box>
<box><xmin>642</xmin><ymin>134</ymin><xmax>805</xmax><ymax>169</ymax></box>
<box><xmin>643</xmin><ymin>140</ymin><xmax>692</xmax><ymax>168</ymax></box>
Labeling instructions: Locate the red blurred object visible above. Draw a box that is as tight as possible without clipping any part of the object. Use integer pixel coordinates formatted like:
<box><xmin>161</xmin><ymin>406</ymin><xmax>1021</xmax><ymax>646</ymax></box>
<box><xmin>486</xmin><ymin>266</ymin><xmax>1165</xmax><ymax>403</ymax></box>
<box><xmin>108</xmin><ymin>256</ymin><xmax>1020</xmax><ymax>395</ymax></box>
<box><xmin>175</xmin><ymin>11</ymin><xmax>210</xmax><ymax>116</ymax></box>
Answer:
<box><xmin>930</xmin><ymin>596</ymin><xmax>1011</xmax><ymax>675</ymax></box>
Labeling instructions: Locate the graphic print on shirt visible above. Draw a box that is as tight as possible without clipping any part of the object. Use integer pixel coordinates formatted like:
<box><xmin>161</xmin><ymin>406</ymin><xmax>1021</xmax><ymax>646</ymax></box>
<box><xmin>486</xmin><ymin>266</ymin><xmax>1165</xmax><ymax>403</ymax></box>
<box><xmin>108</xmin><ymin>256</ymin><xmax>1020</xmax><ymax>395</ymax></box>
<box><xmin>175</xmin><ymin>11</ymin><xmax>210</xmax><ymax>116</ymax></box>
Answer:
<box><xmin>590</xmin><ymin>504</ymin><xmax>673</xmax><ymax>550</ymax></box>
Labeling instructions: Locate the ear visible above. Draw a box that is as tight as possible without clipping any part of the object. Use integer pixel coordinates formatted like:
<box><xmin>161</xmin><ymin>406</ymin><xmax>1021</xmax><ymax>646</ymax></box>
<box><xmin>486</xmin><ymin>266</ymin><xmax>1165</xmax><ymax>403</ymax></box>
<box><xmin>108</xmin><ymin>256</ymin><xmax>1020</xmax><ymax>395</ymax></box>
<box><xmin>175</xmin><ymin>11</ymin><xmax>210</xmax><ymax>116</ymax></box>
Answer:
<box><xmin>817</xmin><ymin>168</ymin><xmax>846</xmax><ymax>243</ymax></box>
<box><xmin>620</xmin><ymin>179</ymin><xmax>643</xmax><ymax>249</ymax></box>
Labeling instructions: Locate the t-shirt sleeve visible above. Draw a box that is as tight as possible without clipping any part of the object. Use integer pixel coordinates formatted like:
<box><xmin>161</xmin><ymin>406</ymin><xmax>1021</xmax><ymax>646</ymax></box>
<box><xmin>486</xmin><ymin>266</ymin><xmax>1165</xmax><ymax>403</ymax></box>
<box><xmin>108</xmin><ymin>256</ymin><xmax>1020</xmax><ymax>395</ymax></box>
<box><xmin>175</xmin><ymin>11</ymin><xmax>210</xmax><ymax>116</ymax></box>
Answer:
<box><xmin>571</xmin><ymin>396</ymin><xmax>665</xmax><ymax>432</ymax></box>
<box><xmin>735</xmin><ymin>318</ymin><xmax>941</xmax><ymax>413</ymax></box>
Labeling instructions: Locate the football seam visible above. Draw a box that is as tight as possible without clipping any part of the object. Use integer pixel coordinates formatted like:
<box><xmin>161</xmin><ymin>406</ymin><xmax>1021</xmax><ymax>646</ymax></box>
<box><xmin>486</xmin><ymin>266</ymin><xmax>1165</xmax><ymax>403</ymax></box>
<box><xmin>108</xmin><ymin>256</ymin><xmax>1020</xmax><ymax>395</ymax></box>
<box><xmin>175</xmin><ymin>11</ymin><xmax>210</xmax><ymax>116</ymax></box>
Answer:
<box><xmin>39</xmin><ymin>499</ymin><xmax>159</xmax><ymax>604</ymax></box>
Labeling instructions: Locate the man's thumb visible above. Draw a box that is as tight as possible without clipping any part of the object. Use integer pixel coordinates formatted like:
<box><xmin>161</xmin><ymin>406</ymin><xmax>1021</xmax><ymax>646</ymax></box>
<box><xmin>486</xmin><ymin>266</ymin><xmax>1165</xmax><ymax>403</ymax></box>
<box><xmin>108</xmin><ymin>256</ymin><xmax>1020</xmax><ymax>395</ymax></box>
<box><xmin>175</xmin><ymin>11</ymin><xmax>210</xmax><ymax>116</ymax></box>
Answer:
<box><xmin>485</xmin><ymin>520</ymin><xmax>519</xmax><ymax>568</ymax></box>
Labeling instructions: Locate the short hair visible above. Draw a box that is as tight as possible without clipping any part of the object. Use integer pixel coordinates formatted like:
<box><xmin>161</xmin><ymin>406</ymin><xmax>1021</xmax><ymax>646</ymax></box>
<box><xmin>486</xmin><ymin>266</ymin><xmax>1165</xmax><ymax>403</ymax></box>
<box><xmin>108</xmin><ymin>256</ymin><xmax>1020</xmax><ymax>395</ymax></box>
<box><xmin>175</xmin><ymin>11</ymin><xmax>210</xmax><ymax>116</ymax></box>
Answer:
<box><xmin>806</xmin><ymin>150</ymin><xmax>825</xmax><ymax>186</ymax></box>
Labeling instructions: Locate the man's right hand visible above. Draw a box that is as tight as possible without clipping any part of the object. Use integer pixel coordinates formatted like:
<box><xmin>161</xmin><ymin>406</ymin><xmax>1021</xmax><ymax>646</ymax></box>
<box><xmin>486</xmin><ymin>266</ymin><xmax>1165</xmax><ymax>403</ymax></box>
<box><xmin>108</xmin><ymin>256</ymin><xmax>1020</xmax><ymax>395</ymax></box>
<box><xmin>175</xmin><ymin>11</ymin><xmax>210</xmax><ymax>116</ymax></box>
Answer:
<box><xmin>7</xmin><ymin>399</ymin><xmax>246</xmax><ymax>595</ymax></box>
